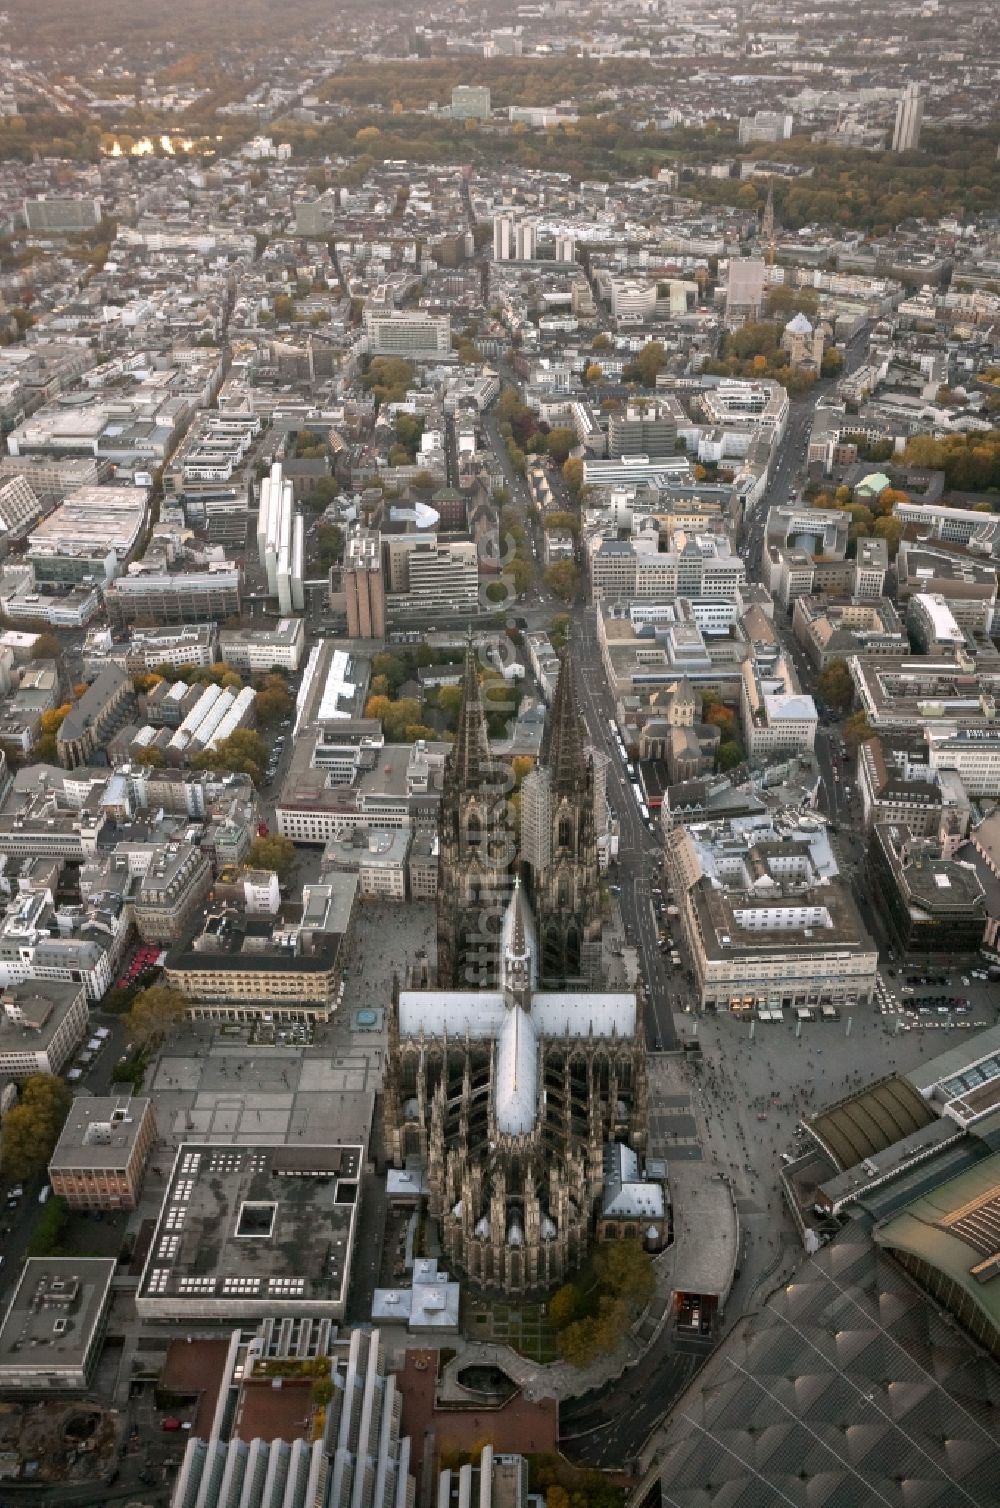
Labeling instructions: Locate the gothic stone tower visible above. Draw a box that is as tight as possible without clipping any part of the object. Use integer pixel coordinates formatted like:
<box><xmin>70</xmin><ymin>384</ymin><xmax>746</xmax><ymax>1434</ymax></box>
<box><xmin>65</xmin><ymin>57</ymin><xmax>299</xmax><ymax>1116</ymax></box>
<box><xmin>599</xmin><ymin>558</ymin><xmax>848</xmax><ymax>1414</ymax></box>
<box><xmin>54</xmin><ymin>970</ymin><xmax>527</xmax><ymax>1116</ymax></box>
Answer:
<box><xmin>521</xmin><ymin>656</ymin><xmax>602</xmax><ymax>985</ymax></box>
<box><xmin>436</xmin><ymin>647</ymin><xmax>514</xmax><ymax>988</ymax></box>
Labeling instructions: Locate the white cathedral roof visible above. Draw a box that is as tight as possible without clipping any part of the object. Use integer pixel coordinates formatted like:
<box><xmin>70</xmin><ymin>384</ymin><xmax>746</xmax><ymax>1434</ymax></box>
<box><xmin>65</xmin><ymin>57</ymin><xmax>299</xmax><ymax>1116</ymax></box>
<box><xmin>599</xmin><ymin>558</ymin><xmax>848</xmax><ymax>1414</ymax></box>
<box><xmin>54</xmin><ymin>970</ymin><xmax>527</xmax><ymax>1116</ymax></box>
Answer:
<box><xmin>397</xmin><ymin>989</ymin><xmax>636</xmax><ymax>1044</ymax></box>
<box><xmin>496</xmin><ymin>1002</ymin><xmax>538</xmax><ymax>1136</ymax></box>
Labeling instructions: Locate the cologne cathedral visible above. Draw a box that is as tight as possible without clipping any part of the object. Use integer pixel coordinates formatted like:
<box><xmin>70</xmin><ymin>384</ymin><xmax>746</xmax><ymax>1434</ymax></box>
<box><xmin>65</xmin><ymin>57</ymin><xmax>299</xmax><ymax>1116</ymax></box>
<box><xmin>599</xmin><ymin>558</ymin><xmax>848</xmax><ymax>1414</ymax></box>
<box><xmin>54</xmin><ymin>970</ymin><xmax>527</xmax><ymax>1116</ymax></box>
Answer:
<box><xmin>384</xmin><ymin>651</ymin><xmax>649</xmax><ymax>1295</ymax></box>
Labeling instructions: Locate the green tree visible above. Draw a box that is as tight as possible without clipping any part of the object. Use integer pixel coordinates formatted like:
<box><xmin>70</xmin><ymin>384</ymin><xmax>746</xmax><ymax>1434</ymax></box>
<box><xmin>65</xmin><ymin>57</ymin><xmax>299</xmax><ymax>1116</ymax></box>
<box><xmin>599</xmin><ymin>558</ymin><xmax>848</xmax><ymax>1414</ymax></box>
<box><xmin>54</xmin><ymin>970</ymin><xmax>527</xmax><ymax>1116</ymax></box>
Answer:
<box><xmin>627</xmin><ymin>340</ymin><xmax>666</xmax><ymax>387</ymax></box>
<box><xmin>543</xmin><ymin>510</ymin><xmax>580</xmax><ymax>534</ymax></box>
<box><xmin>0</xmin><ymin>1075</ymin><xmax>72</xmax><ymax>1181</ymax></box>
<box><xmin>247</xmin><ymin>835</ymin><xmax>297</xmax><ymax>881</ymax></box>
<box><xmin>316</xmin><ymin>523</ymin><xmax>345</xmax><ymax>567</ymax></box>
<box><xmin>126</xmin><ymin>985</ymin><xmax>188</xmax><ymax>1047</ymax></box>
<box><xmin>718</xmin><ymin>741</ymin><xmax>742</xmax><ymax>771</ymax></box>
<box><xmin>28</xmin><ymin>1194</ymin><xmax>70</xmax><ymax>1257</ymax></box>
<box><xmin>546</xmin><ymin>427</ymin><xmax>577</xmax><ymax>464</ymax></box>
<box><xmin>816</xmin><ymin>658</ymin><xmax>854</xmax><ymax>712</ymax></box>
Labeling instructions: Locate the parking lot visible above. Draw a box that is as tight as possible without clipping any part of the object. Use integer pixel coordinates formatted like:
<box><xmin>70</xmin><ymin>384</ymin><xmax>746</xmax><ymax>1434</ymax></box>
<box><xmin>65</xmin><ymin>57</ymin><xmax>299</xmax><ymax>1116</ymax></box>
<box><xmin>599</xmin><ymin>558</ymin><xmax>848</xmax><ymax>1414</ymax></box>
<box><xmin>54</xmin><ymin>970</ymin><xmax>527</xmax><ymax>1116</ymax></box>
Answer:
<box><xmin>874</xmin><ymin>958</ymin><xmax>997</xmax><ymax>1028</ymax></box>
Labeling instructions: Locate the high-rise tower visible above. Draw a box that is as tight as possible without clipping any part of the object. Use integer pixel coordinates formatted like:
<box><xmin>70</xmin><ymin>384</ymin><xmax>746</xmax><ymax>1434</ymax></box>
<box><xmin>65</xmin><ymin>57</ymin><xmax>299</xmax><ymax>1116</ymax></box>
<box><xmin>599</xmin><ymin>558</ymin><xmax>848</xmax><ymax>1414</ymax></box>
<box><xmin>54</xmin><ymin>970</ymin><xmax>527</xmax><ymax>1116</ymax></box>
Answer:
<box><xmin>891</xmin><ymin>82</ymin><xmax>923</xmax><ymax>153</ymax></box>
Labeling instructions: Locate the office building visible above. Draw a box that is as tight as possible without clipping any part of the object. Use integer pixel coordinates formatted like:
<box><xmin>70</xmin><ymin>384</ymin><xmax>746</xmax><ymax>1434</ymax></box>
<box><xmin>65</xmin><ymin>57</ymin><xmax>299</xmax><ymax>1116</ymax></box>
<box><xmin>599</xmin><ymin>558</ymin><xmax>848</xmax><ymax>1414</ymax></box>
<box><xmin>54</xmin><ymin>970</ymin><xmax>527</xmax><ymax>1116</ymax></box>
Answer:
<box><xmin>857</xmin><ymin>734</ymin><xmax>943</xmax><ymax>836</ymax></box>
<box><xmin>218</xmin><ymin>618</ymin><xmax>305</xmax><ymax>673</ymax></box>
<box><xmin>892</xmin><ymin>82</ymin><xmax>924</xmax><ymax>153</ymax></box>
<box><xmin>23</xmin><ymin>196</ymin><xmax>102</xmax><ymax>232</ymax></box>
<box><xmin>137</xmin><ymin>1142</ymin><xmax>362</xmax><ymax>1321</ymax></box>
<box><xmin>27</xmin><ymin>485</ymin><xmax>148</xmax><ymax>562</ymax></box>
<box><xmin>164</xmin><ymin>911</ymin><xmax>341</xmax><ymax>1021</ymax></box>
<box><xmin>555</xmin><ymin>233</ymin><xmax>576</xmax><ymax>263</ymax></box>
<box><xmin>0</xmin><ymin>884</ymin><xmax>128</xmax><ymax>1001</ymax></box>
<box><xmin>867</xmin><ymin>822</ymin><xmax>987</xmax><ymax>954</ymax></box>
<box><xmin>583</xmin><ymin>455</ymin><xmax>691</xmax><ymax>489</ymax></box>
<box><xmin>792</xmin><ymin>596</ymin><xmax>906</xmax><ymax>671</ymax></box>
<box><xmin>0</xmin><ymin>1259</ymin><xmax>115</xmax><ymax>1392</ymax></box>
<box><xmin>665</xmin><ymin>815</ymin><xmax>877</xmax><ymax>1013</ymax></box>
<box><xmin>493</xmin><ymin>213</ymin><xmax>514</xmax><ymax>261</ymax></box>
<box><xmin>514</xmin><ymin>219</ymin><xmax>536</xmax><ymax>261</ymax></box>
<box><xmin>344</xmin><ymin>526</ymin><xmax>387</xmax><ymax>638</ymax></box>
<box><xmin>104</xmin><ymin>568</ymin><xmax>241</xmax><ymax>628</ymax></box>
<box><xmin>740</xmin><ymin>658</ymin><xmax>818</xmax><ymax>760</ymax></box>
<box><xmin>0</xmin><ymin>981</ymin><xmax>89</xmax><ymax>1078</ymax></box>
<box><xmin>589</xmin><ymin>531</ymin><xmax>745</xmax><ymax>604</ymax></box>
<box><xmin>382</xmin><ymin>534</ymin><xmax>479</xmax><ymax>621</ymax></box>
<box><xmin>365</xmin><ymin>311</ymin><xmax>451</xmax><ymax>358</ymax></box>
<box><xmin>895</xmin><ymin>542</ymin><xmax>997</xmax><ymax>635</ymax></box>
<box><xmin>48</xmin><ymin>1096</ymin><xmax>156</xmax><ymax>1211</ymax></box>
<box><xmin>451</xmin><ymin>84</ymin><xmax>491</xmax><ymax>119</ymax></box>
<box><xmin>608</xmin><ymin>401</ymin><xmax>678</xmax><ymax>460</ymax></box>
<box><xmin>134</xmin><ymin>843</ymin><xmax>213</xmax><ymax>943</ymax></box>
<box><xmin>0</xmin><ymin>476</ymin><xmax>42</xmax><ymax>547</ymax></box>
<box><xmin>256</xmin><ymin>460</ymin><xmax>304</xmax><ymax>615</ymax></box>
<box><xmin>737</xmin><ymin>111</ymin><xmax>793</xmax><ymax>146</ymax></box>
<box><xmin>850</xmin><ymin>656</ymin><xmax>1000</xmax><ymax>735</ymax></box>
<box><xmin>906</xmin><ymin>593</ymin><xmax>967</xmax><ymax>656</ymax></box>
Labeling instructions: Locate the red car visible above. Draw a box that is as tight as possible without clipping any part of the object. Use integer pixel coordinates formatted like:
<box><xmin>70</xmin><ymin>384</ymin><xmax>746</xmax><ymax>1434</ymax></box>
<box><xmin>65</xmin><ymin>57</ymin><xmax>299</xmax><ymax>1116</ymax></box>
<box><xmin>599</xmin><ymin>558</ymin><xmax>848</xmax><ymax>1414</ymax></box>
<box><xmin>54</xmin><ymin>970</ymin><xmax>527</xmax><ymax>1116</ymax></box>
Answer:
<box><xmin>161</xmin><ymin>1418</ymin><xmax>182</xmax><ymax>1432</ymax></box>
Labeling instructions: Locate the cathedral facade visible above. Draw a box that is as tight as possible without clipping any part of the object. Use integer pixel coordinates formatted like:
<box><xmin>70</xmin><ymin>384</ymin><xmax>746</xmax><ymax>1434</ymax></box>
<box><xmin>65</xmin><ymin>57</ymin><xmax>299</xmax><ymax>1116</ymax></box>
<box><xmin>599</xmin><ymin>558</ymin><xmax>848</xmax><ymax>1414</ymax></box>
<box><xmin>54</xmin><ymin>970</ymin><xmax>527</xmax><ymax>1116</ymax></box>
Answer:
<box><xmin>384</xmin><ymin>652</ymin><xmax>649</xmax><ymax>1295</ymax></box>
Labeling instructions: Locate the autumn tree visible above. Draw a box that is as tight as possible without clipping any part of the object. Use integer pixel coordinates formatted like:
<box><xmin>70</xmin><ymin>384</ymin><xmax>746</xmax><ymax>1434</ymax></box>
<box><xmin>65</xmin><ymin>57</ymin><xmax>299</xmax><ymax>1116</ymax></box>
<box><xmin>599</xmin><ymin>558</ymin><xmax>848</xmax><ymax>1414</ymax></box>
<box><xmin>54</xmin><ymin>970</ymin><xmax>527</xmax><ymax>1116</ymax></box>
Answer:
<box><xmin>255</xmin><ymin>678</ymin><xmax>293</xmax><ymax>724</ymax></box>
<box><xmin>35</xmin><ymin>703</ymin><xmax>73</xmax><ymax>763</ymax></box>
<box><xmin>133</xmin><ymin>745</ymin><xmax>166</xmax><ymax>768</ymax></box>
<box><xmin>544</xmin><ymin>560</ymin><xmax>580</xmax><ymax>603</ymax></box>
<box><xmin>845</xmin><ymin>710</ymin><xmax>874</xmax><ymax>750</ymax></box>
<box><xmin>873</xmin><ymin>515</ymin><xmax>904</xmax><ymax>558</ymax></box>
<box><xmin>191</xmin><ymin>729</ymin><xmax>268</xmax><ymax>785</ymax></box>
<box><xmin>0</xmin><ymin>1074</ymin><xmax>72</xmax><ymax>1181</ymax></box>
<box><xmin>510</xmin><ymin>755</ymin><xmax>535</xmax><ymax>787</ymax></box>
<box><xmin>31</xmin><ymin>633</ymin><xmax>61</xmax><ymax>661</ymax></box>
<box><xmin>543</xmin><ymin>510</ymin><xmax>580</xmax><ymax>534</ymax></box>
<box><xmin>562</xmin><ymin>458</ymin><xmax>584</xmax><ymax>498</ymax></box>
<box><xmin>594</xmin><ymin>1242</ymin><xmax>655</xmax><ymax>1308</ymax></box>
<box><xmin>126</xmin><ymin>985</ymin><xmax>188</xmax><ymax>1047</ymax></box>
<box><xmin>816</xmin><ymin>658</ymin><xmax>854</xmax><ymax>712</ymax></box>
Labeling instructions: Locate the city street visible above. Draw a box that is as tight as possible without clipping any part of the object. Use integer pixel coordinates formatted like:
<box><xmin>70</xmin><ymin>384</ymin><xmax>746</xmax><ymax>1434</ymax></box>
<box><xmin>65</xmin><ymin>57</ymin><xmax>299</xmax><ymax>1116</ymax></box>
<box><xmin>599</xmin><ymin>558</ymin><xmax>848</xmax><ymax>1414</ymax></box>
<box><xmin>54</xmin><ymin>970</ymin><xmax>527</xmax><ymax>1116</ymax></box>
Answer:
<box><xmin>569</xmin><ymin>604</ymin><xmax>682</xmax><ymax>1050</ymax></box>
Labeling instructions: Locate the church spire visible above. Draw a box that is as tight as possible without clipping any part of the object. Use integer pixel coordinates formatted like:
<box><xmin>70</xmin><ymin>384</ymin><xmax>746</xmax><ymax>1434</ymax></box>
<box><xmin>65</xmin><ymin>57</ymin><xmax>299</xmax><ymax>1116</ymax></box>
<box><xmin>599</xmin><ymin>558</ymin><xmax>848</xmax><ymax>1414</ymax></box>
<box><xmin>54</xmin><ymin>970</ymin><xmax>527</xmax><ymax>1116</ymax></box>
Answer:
<box><xmin>451</xmin><ymin>644</ymin><xmax>492</xmax><ymax>790</ymax></box>
<box><xmin>540</xmin><ymin>656</ymin><xmax>588</xmax><ymax>796</ymax></box>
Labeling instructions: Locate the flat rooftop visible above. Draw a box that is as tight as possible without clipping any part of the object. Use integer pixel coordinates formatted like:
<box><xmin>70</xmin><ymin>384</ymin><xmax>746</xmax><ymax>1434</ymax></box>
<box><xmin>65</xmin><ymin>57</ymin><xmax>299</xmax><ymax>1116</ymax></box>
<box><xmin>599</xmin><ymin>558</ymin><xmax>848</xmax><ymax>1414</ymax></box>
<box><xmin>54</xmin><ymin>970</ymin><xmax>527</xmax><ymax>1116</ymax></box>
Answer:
<box><xmin>138</xmin><ymin>1142</ymin><xmax>362</xmax><ymax>1312</ymax></box>
<box><xmin>0</xmin><ymin>1258</ymin><xmax>115</xmax><ymax>1375</ymax></box>
<box><xmin>49</xmin><ymin>1096</ymin><xmax>152</xmax><ymax>1170</ymax></box>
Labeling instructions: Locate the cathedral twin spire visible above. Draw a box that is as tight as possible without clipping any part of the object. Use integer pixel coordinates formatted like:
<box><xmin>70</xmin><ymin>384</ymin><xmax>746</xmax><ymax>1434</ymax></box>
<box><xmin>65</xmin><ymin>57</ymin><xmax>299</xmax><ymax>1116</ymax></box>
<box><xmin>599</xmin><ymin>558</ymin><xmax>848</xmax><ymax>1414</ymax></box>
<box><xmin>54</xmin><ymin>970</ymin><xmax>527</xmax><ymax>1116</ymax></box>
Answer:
<box><xmin>539</xmin><ymin>652</ymin><xmax>589</xmax><ymax>797</ymax></box>
<box><xmin>451</xmin><ymin>643</ymin><xmax>493</xmax><ymax>792</ymax></box>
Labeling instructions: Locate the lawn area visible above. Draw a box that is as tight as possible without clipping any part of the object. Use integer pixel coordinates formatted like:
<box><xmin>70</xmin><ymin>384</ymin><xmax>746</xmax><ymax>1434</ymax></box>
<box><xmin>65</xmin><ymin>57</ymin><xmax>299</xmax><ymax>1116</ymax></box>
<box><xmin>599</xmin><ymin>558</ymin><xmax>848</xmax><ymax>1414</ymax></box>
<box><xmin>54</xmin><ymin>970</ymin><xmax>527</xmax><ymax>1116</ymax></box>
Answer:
<box><xmin>462</xmin><ymin>1296</ymin><xmax>559</xmax><ymax>1364</ymax></box>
